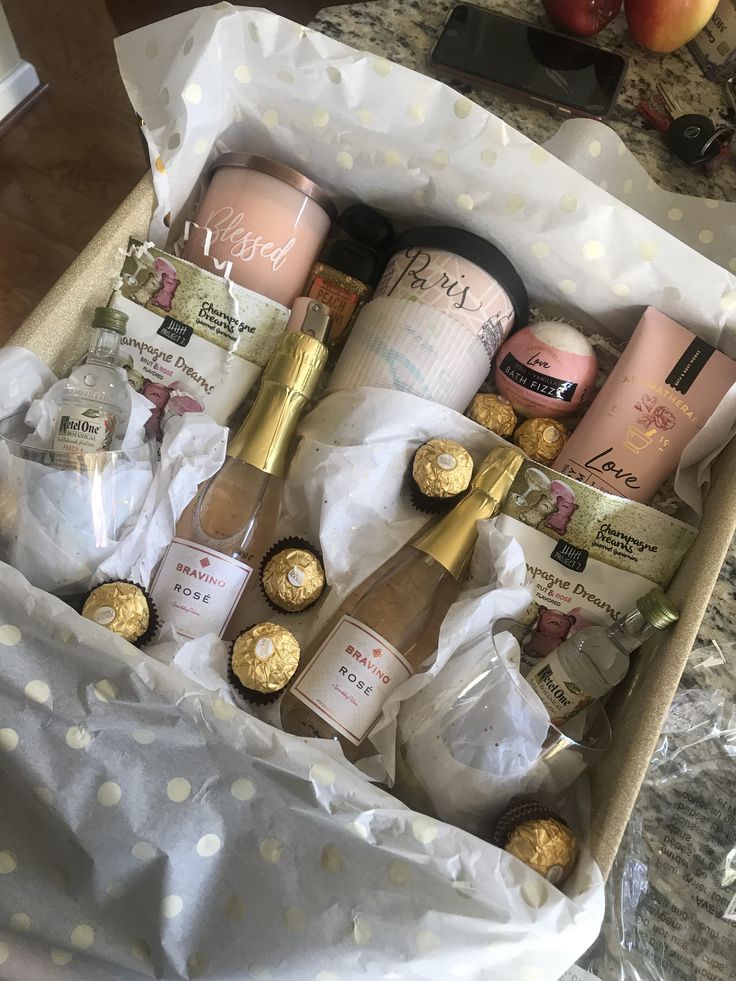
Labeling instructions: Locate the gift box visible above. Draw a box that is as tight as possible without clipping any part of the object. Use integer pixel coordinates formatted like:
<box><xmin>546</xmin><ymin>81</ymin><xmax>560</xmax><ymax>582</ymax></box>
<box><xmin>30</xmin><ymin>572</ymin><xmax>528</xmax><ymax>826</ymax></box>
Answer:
<box><xmin>4</xmin><ymin>6</ymin><xmax>736</xmax><ymax>978</ymax></box>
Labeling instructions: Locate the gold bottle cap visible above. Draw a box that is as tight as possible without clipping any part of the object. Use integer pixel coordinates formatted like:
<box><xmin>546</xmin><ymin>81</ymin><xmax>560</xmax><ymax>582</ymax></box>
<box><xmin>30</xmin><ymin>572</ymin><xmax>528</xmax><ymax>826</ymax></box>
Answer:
<box><xmin>467</xmin><ymin>394</ymin><xmax>517</xmax><ymax>438</ymax></box>
<box><xmin>513</xmin><ymin>417</ymin><xmax>568</xmax><ymax>465</ymax></box>
<box><xmin>505</xmin><ymin>817</ymin><xmax>578</xmax><ymax>885</ymax></box>
<box><xmin>231</xmin><ymin>622</ymin><xmax>301</xmax><ymax>695</ymax></box>
<box><xmin>637</xmin><ymin>587</ymin><xmax>679</xmax><ymax>630</ymax></box>
<box><xmin>413</xmin><ymin>445</ymin><xmax>523</xmax><ymax>579</ymax></box>
<box><xmin>262</xmin><ymin>546</ymin><xmax>326</xmax><ymax>613</ymax></box>
<box><xmin>412</xmin><ymin>438</ymin><xmax>474</xmax><ymax>499</ymax></box>
<box><xmin>93</xmin><ymin>306</ymin><xmax>128</xmax><ymax>334</ymax></box>
<box><xmin>81</xmin><ymin>581</ymin><xmax>150</xmax><ymax>644</ymax></box>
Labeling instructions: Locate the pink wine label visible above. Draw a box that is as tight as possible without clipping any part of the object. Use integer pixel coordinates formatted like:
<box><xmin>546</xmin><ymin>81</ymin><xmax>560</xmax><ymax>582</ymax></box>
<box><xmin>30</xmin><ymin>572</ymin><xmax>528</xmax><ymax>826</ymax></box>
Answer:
<box><xmin>290</xmin><ymin>615</ymin><xmax>412</xmax><ymax>745</ymax></box>
<box><xmin>150</xmin><ymin>538</ymin><xmax>253</xmax><ymax>639</ymax></box>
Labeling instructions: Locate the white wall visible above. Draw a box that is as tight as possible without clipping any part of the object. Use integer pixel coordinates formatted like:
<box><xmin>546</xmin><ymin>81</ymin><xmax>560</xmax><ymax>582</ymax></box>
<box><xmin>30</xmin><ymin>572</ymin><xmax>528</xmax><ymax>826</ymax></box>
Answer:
<box><xmin>0</xmin><ymin>1</ymin><xmax>21</xmax><ymax>83</ymax></box>
<box><xmin>0</xmin><ymin>0</ymin><xmax>41</xmax><ymax>121</ymax></box>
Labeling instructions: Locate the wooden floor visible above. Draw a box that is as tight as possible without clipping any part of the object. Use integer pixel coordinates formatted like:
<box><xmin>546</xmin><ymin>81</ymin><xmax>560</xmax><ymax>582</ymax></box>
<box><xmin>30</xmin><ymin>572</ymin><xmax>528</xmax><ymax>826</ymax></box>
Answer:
<box><xmin>0</xmin><ymin>0</ymin><xmax>332</xmax><ymax>347</ymax></box>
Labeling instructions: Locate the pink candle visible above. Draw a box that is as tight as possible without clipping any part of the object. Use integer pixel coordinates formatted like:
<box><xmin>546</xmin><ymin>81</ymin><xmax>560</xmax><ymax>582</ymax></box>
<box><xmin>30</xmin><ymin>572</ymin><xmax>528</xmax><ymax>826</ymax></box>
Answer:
<box><xmin>183</xmin><ymin>155</ymin><xmax>335</xmax><ymax>307</ymax></box>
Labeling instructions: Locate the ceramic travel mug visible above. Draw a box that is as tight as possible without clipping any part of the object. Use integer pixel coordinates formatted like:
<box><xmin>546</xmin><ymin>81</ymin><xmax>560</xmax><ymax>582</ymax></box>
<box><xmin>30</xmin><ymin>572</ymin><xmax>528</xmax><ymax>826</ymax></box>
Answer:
<box><xmin>329</xmin><ymin>226</ymin><xmax>528</xmax><ymax>409</ymax></box>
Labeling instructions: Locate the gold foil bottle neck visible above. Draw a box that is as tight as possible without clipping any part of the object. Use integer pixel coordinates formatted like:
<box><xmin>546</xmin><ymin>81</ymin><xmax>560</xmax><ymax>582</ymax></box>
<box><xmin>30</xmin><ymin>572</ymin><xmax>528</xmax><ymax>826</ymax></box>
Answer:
<box><xmin>413</xmin><ymin>445</ymin><xmax>523</xmax><ymax>579</ymax></box>
<box><xmin>227</xmin><ymin>307</ymin><xmax>329</xmax><ymax>474</ymax></box>
<box><xmin>259</xmin><ymin>324</ymin><xmax>329</xmax><ymax>398</ymax></box>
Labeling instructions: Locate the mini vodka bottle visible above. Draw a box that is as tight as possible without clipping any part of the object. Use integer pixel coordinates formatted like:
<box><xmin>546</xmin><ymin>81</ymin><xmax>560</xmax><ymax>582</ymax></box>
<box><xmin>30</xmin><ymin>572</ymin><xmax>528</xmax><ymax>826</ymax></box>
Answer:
<box><xmin>526</xmin><ymin>588</ymin><xmax>679</xmax><ymax>727</ymax></box>
<box><xmin>53</xmin><ymin>306</ymin><xmax>129</xmax><ymax>453</ymax></box>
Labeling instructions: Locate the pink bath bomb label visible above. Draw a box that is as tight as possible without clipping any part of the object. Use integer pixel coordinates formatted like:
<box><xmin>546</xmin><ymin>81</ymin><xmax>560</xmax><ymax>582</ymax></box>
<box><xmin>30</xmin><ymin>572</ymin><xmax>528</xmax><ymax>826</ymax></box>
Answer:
<box><xmin>495</xmin><ymin>324</ymin><xmax>597</xmax><ymax>418</ymax></box>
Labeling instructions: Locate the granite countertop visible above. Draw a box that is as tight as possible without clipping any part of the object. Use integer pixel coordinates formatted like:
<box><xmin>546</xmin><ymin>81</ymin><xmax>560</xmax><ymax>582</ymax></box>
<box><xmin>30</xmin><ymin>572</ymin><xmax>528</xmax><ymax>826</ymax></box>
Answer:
<box><xmin>310</xmin><ymin>1</ymin><xmax>736</xmax><ymax>976</ymax></box>
<box><xmin>313</xmin><ymin>0</ymin><xmax>735</xmax><ymax>199</ymax></box>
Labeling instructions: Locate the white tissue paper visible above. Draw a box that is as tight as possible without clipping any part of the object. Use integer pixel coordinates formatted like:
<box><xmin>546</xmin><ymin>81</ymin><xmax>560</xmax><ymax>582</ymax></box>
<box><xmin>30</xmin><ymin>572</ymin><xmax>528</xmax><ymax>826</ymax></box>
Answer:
<box><xmin>114</xmin><ymin>4</ymin><xmax>736</xmax><ymax>518</ymax></box>
<box><xmin>544</xmin><ymin>118</ymin><xmax>736</xmax><ymax>271</ymax></box>
<box><xmin>0</xmin><ymin>559</ymin><xmax>605</xmax><ymax>981</ymax></box>
<box><xmin>0</xmin><ymin>346</ymin><xmax>228</xmax><ymax>595</ymax></box>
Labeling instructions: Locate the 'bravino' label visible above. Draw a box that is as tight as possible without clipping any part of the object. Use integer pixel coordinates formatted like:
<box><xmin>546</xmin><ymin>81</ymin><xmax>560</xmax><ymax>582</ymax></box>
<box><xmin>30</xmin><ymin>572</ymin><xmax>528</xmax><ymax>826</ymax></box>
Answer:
<box><xmin>290</xmin><ymin>615</ymin><xmax>412</xmax><ymax>745</ymax></box>
<box><xmin>150</xmin><ymin>538</ymin><xmax>253</xmax><ymax>639</ymax></box>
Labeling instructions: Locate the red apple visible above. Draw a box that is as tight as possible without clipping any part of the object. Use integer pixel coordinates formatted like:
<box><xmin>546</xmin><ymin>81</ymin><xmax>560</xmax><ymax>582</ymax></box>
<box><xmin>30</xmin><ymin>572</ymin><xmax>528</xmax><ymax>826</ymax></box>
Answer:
<box><xmin>543</xmin><ymin>0</ymin><xmax>623</xmax><ymax>36</ymax></box>
<box><xmin>624</xmin><ymin>0</ymin><xmax>720</xmax><ymax>52</ymax></box>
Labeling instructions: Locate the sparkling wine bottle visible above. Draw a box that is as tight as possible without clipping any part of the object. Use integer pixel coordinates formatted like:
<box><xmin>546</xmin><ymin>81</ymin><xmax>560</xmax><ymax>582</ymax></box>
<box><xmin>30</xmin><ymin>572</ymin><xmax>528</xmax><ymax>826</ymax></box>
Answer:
<box><xmin>150</xmin><ymin>299</ymin><xmax>329</xmax><ymax>640</ymax></box>
<box><xmin>52</xmin><ymin>306</ymin><xmax>129</xmax><ymax>453</ymax></box>
<box><xmin>280</xmin><ymin>445</ymin><xmax>523</xmax><ymax>760</ymax></box>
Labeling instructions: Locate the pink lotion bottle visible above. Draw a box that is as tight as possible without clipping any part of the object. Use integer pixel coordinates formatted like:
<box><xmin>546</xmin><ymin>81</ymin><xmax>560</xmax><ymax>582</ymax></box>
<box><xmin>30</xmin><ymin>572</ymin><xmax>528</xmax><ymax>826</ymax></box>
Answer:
<box><xmin>554</xmin><ymin>307</ymin><xmax>736</xmax><ymax>504</ymax></box>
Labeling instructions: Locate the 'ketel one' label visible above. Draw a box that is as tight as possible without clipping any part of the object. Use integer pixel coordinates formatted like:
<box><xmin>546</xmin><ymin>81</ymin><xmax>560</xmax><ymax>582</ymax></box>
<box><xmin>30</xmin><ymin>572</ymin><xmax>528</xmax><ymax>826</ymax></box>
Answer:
<box><xmin>525</xmin><ymin>656</ymin><xmax>592</xmax><ymax>726</ymax></box>
<box><xmin>290</xmin><ymin>615</ymin><xmax>412</xmax><ymax>745</ymax></box>
<box><xmin>150</xmin><ymin>538</ymin><xmax>253</xmax><ymax>639</ymax></box>
<box><xmin>54</xmin><ymin>405</ymin><xmax>117</xmax><ymax>452</ymax></box>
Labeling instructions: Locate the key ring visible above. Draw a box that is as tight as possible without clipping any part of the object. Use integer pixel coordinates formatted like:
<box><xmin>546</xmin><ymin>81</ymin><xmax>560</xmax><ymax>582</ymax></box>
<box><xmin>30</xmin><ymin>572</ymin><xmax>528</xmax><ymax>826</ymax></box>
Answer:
<box><xmin>694</xmin><ymin>124</ymin><xmax>736</xmax><ymax>165</ymax></box>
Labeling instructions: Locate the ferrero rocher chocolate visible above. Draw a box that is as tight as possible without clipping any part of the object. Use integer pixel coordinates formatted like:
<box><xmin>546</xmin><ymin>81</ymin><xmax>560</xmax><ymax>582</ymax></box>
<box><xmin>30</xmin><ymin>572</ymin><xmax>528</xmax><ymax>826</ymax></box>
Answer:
<box><xmin>505</xmin><ymin>817</ymin><xmax>578</xmax><ymax>885</ymax></box>
<box><xmin>230</xmin><ymin>622</ymin><xmax>300</xmax><ymax>700</ymax></box>
<box><xmin>513</xmin><ymin>417</ymin><xmax>568</xmax><ymax>464</ymax></box>
<box><xmin>412</xmin><ymin>438</ymin><xmax>473</xmax><ymax>499</ymax></box>
<box><xmin>262</xmin><ymin>546</ymin><xmax>325</xmax><ymax>613</ymax></box>
<box><xmin>467</xmin><ymin>394</ymin><xmax>517</xmax><ymax>438</ymax></box>
<box><xmin>81</xmin><ymin>581</ymin><xmax>151</xmax><ymax>644</ymax></box>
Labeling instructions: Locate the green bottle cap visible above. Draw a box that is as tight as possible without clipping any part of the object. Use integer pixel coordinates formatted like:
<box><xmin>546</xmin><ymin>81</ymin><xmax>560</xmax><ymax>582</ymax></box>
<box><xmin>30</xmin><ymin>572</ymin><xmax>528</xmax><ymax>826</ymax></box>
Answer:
<box><xmin>93</xmin><ymin>306</ymin><xmax>128</xmax><ymax>334</ymax></box>
<box><xmin>636</xmin><ymin>588</ymin><xmax>679</xmax><ymax>631</ymax></box>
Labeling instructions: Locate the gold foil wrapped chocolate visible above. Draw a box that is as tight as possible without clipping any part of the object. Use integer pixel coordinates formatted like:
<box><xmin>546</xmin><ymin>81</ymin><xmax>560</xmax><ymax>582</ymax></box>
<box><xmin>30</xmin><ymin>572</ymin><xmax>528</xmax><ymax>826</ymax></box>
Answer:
<box><xmin>467</xmin><ymin>394</ymin><xmax>517</xmax><ymax>438</ymax></box>
<box><xmin>505</xmin><ymin>817</ymin><xmax>578</xmax><ymax>885</ymax></box>
<box><xmin>262</xmin><ymin>546</ymin><xmax>325</xmax><ymax>613</ymax></box>
<box><xmin>412</xmin><ymin>438</ymin><xmax>473</xmax><ymax>499</ymax></box>
<box><xmin>231</xmin><ymin>622</ymin><xmax>300</xmax><ymax>696</ymax></box>
<box><xmin>514</xmin><ymin>418</ymin><xmax>568</xmax><ymax>464</ymax></box>
<box><xmin>81</xmin><ymin>581</ymin><xmax>151</xmax><ymax>644</ymax></box>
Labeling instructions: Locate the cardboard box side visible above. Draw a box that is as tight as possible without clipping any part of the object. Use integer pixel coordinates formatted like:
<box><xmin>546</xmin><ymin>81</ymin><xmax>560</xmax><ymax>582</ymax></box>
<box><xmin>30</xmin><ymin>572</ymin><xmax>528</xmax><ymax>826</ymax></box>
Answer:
<box><xmin>589</xmin><ymin>435</ymin><xmax>736</xmax><ymax>876</ymax></box>
<box><xmin>9</xmin><ymin>176</ymin><xmax>155</xmax><ymax>376</ymax></box>
<box><xmin>8</xmin><ymin>174</ymin><xmax>734</xmax><ymax>882</ymax></box>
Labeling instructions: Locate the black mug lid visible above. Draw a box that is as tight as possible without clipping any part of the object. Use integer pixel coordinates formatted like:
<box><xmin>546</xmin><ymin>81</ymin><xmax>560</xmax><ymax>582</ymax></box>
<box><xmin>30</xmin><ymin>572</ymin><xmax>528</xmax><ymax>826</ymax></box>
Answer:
<box><xmin>391</xmin><ymin>226</ymin><xmax>529</xmax><ymax>326</ymax></box>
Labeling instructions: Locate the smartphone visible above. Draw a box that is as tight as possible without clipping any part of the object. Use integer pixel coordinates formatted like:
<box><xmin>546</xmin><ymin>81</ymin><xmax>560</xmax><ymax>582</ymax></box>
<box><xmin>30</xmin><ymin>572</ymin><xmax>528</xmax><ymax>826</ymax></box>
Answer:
<box><xmin>429</xmin><ymin>4</ymin><xmax>627</xmax><ymax>121</ymax></box>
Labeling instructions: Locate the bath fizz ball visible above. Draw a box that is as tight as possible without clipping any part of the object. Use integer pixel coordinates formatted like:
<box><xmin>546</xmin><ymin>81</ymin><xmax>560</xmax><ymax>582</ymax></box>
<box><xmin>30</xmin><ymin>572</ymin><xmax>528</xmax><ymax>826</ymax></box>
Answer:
<box><xmin>494</xmin><ymin>321</ymin><xmax>597</xmax><ymax>419</ymax></box>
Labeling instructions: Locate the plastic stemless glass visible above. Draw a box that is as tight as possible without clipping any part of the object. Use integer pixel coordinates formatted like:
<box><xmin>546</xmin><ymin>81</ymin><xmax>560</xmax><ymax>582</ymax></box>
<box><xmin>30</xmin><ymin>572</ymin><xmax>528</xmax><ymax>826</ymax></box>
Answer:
<box><xmin>0</xmin><ymin>417</ymin><xmax>157</xmax><ymax>597</ymax></box>
<box><xmin>491</xmin><ymin>617</ymin><xmax>613</xmax><ymax>761</ymax></box>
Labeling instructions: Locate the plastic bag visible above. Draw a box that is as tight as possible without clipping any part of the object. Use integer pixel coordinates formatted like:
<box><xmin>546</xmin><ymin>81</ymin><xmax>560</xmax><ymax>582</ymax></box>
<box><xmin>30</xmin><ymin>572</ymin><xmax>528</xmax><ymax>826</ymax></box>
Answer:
<box><xmin>583</xmin><ymin>641</ymin><xmax>736</xmax><ymax>981</ymax></box>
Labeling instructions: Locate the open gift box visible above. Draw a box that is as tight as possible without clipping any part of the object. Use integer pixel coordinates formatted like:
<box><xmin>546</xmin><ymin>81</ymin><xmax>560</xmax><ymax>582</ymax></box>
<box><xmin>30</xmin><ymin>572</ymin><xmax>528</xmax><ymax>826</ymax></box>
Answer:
<box><xmin>4</xmin><ymin>6</ymin><xmax>736</xmax><ymax>978</ymax></box>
